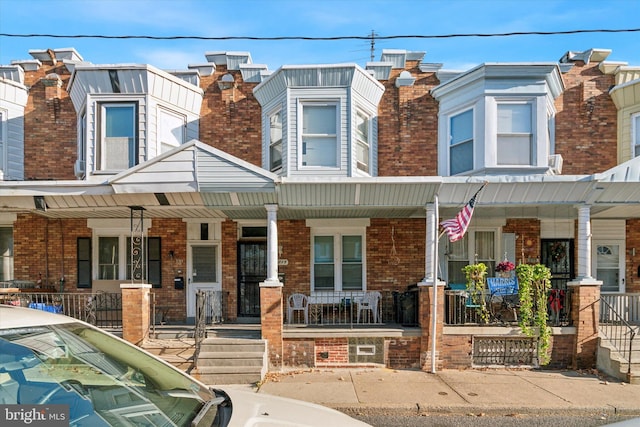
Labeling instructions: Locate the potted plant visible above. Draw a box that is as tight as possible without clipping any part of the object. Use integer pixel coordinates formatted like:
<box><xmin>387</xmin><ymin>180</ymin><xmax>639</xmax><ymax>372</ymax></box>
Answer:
<box><xmin>462</xmin><ymin>263</ymin><xmax>490</xmax><ymax>323</ymax></box>
<box><xmin>495</xmin><ymin>260</ymin><xmax>515</xmax><ymax>278</ymax></box>
<box><xmin>515</xmin><ymin>263</ymin><xmax>552</xmax><ymax>365</ymax></box>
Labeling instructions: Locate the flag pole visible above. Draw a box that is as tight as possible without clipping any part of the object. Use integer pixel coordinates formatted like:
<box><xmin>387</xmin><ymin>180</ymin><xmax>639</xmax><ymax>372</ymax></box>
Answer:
<box><xmin>431</xmin><ymin>194</ymin><xmax>439</xmax><ymax>373</ymax></box>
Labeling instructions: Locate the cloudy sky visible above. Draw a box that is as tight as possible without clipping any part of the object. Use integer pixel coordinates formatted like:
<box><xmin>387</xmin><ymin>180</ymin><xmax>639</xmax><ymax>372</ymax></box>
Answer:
<box><xmin>1</xmin><ymin>0</ymin><xmax>639</xmax><ymax>72</ymax></box>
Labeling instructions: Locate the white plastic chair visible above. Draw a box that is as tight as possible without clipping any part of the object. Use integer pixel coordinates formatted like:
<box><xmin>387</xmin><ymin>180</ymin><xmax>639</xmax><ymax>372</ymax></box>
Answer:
<box><xmin>357</xmin><ymin>291</ymin><xmax>381</xmax><ymax>323</ymax></box>
<box><xmin>287</xmin><ymin>293</ymin><xmax>309</xmax><ymax>324</ymax></box>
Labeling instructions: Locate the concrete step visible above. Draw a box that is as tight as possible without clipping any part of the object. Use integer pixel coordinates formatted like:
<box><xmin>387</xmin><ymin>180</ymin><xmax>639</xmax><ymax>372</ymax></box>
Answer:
<box><xmin>195</xmin><ymin>338</ymin><xmax>266</xmax><ymax>385</ymax></box>
<box><xmin>597</xmin><ymin>335</ymin><xmax>640</xmax><ymax>383</ymax></box>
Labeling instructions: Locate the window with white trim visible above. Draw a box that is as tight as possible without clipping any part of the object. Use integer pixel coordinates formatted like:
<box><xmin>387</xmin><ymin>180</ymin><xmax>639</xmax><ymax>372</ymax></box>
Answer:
<box><xmin>355</xmin><ymin>110</ymin><xmax>370</xmax><ymax>173</ymax></box>
<box><xmin>312</xmin><ymin>231</ymin><xmax>365</xmax><ymax>292</ymax></box>
<box><xmin>446</xmin><ymin>230</ymin><xmax>497</xmax><ymax>284</ymax></box>
<box><xmin>98</xmin><ymin>103</ymin><xmax>137</xmax><ymax>171</ymax></box>
<box><xmin>158</xmin><ymin>107</ymin><xmax>186</xmax><ymax>154</ymax></box>
<box><xmin>633</xmin><ymin>113</ymin><xmax>640</xmax><ymax>158</ymax></box>
<box><xmin>301</xmin><ymin>103</ymin><xmax>338</xmax><ymax>167</ymax></box>
<box><xmin>0</xmin><ymin>226</ymin><xmax>13</xmax><ymax>281</ymax></box>
<box><xmin>94</xmin><ymin>234</ymin><xmax>161</xmax><ymax>286</ymax></box>
<box><xmin>0</xmin><ymin>110</ymin><xmax>5</xmax><ymax>176</ymax></box>
<box><xmin>449</xmin><ymin>109</ymin><xmax>473</xmax><ymax>175</ymax></box>
<box><xmin>269</xmin><ymin>109</ymin><xmax>283</xmax><ymax>171</ymax></box>
<box><xmin>497</xmin><ymin>102</ymin><xmax>533</xmax><ymax>165</ymax></box>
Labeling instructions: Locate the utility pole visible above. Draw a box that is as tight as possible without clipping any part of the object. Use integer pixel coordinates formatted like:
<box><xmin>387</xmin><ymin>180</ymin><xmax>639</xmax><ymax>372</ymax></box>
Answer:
<box><xmin>369</xmin><ymin>30</ymin><xmax>378</xmax><ymax>61</ymax></box>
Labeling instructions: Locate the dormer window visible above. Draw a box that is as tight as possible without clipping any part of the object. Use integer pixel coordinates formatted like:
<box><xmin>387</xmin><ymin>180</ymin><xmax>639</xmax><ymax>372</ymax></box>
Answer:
<box><xmin>497</xmin><ymin>102</ymin><xmax>533</xmax><ymax>165</ymax></box>
<box><xmin>99</xmin><ymin>102</ymin><xmax>137</xmax><ymax>171</ymax></box>
<box><xmin>301</xmin><ymin>102</ymin><xmax>338</xmax><ymax>168</ymax></box>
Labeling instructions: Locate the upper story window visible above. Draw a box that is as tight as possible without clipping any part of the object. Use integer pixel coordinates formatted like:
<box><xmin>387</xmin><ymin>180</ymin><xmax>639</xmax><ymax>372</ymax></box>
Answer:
<box><xmin>433</xmin><ymin>64</ymin><xmax>563</xmax><ymax>176</ymax></box>
<box><xmin>633</xmin><ymin>113</ymin><xmax>640</xmax><ymax>157</ymax></box>
<box><xmin>449</xmin><ymin>109</ymin><xmax>474</xmax><ymax>175</ymax></box>
<box><xmin>301</xmin><ymin>103</ymin><xmax>338</xmax><ymax>168</ymax></box>
<box><xmin>497</xmin><ymin>102</ymin><xmax>533</xmax><ymax>165</ymax></box>
<box><xmin>0</xmin><ymin>110</ymin><xmax>5</xmax><ymax>175</ymax></box>
<box><xmin>355</xmin><ymin>110</ymin><xmax>370</xmax><ymax>173</ymax></box>
<box><xmin>158</xmin><ymin>107</ymin><xmax>186</xmax><ymax>154</ymax></box>
<box><xmin>269</xmin><ymin>109</ymin><xmax>283</xmax><ymax>171</ymax></box>
<box><xmin>99</xmin><ymin>103</ymin><xmax>137</xmax><ymax>171</ymax></box>
<box><xmin>254</xmin><ymin>64</ymin><xmax>384</xmax><ymax>178</ymax></box>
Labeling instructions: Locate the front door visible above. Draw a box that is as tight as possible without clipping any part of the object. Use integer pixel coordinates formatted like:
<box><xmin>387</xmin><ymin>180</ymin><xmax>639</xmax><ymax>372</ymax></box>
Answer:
<box><xmin>237</xmin><ymin>242</ymin><xmax>266</xmax><ymax>318</ymax></box>
<box><xmin>186</xmin><ymin>244</ymin><xmax>220</xmax><ymax>321</ymax></box>
<box><xmin>541</xmin><ymin>239</ymin><xmax>574</xmax><ymax>325</ymax></box>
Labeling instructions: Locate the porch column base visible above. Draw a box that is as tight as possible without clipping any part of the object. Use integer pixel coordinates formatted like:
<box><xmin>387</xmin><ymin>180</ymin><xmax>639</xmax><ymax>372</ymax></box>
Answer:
<box><xmin>120</xmin><ymin>283</ymin><xmax>152</xmax><ymax>346</ymax></box>
<box><xmin>568</xmin><ymin>278</ymin><xmax>602</xmax><ymax>370</ymax></box>
<box><xmin>417</xmin><ymin>280</ymin><xmax>445</xmax><ymax>372</ymax></box>
<box><xmin>260</xmin><ymin>281</ymin><xmax>283</xmax><ymax>370</ymax></box>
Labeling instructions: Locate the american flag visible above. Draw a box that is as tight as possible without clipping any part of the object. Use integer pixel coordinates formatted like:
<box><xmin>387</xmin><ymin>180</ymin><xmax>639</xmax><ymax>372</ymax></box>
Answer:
<box><xmin>440</xmin><ymin>184</ymin><xmax>486</xmax><ymax>242</ymax></box>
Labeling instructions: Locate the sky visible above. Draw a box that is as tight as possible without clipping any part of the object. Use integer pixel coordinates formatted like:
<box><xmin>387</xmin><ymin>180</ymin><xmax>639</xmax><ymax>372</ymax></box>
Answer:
<box><xmin>0</xmin><ymin>0</ymin><xmax>639</xmax><ymax>73</ymax></box>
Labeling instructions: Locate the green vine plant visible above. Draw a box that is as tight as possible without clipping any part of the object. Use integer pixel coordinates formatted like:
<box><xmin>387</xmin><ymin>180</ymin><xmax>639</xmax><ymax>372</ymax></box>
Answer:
<box><xmin>515</xmin><ymin>263</ymin><xmax>552</xmax><ymax>365</ymax></box>
<box><xmin>462</xmin><ymin>263</ymin><xmax>490</xmax><ymax>324</ymax></box>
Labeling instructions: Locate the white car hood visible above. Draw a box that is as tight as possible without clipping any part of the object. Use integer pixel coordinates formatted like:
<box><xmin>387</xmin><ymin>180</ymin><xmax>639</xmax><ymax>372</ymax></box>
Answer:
<box><xmin>223</xmin><ymin>387</ymin><xmax>370</xmax><ymax>427</ymax></box>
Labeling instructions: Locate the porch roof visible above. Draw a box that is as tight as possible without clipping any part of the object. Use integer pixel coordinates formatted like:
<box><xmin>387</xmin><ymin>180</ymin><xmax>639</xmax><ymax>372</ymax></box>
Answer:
<box><xmin>0</xmin><ymin>143</ymin><xmax>638</xmax><ymax>221</ymax></box>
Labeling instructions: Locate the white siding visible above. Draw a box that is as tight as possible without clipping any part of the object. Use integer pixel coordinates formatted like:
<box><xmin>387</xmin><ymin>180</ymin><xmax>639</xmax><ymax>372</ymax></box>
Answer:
<box><xmin>0</xmin><ymin>78</ymin><xmax>27</xmax><ymax>180</ymax></box>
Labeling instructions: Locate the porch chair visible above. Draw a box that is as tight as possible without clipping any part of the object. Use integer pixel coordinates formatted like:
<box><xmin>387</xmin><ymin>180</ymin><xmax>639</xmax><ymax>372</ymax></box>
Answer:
<box><xmin>287</xmin><ymin>293</ymin><xmax>309</xmax><ymax>324</ymax></box>
<box><xmin>357</xmin><ymin>291</ymin><xmax>381</xmax><ymax>323</ymax></box>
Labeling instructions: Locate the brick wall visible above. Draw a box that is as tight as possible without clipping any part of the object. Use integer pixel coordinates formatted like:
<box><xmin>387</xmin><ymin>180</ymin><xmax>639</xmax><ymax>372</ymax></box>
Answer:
<box><xmin>283</xmin><ymin>339</ymin><xmax>315</xmax><ymax>368</ymax></box>
<box><xmin>555</xmin><ymin>60</ymin><xmax>617</xmax><ymax>175</ymax></box>
<box><xmin>387</xmin><ymin>336</ymin><xmax>421</xmax><ymax>369</ymax></box>
<box><xmin>221</xmin><ymin>220</ymin><xmax>238</xmax><ymax>320</ymax></box>
<box><xmin>22</xmin><ymin>60</ymin><xmax>77</xmax><ymax>180</ymax></box>
<box><xmin>315</xmin><ymin>337</ymin><xmax>349</xmax><ymax>366</ymax></box>
<box><xmin>626</xmin><ymin>219</ymin><xmax>640</xmax><ymax>292</ymax></box>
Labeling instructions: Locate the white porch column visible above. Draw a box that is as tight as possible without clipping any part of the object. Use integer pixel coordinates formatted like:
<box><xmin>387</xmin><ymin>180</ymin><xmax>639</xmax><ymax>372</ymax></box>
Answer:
<box><xmin>577</xmin><ymin>204</ymin><xmax>593</xmax><ymax>279</ymax></box>
<box><xmin>422</xmin><ymin>202</ymin><xmax>437</xmax><ymax>285</ymax></box>
<box><xmin>262</xmin><ymin>204</ymin><xmax>281</xmax><ymax>286</ymax></box>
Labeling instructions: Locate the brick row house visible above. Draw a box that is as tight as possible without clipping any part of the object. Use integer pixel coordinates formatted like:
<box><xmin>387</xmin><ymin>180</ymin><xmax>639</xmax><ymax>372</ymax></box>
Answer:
<box><xmin>1</xmin><ymin>46</ymin><xmax>639</xmax><ymax>374</ymax></box>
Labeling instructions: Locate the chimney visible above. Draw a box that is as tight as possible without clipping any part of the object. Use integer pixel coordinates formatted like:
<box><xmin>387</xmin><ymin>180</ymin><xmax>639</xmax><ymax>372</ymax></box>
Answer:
<box><xmin>42</xmin><ymin>73</ymin><xmax>62</xmax><ymax>100</ymax></box>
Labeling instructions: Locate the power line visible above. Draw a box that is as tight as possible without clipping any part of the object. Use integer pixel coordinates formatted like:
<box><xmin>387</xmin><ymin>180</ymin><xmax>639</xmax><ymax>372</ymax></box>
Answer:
<box><xmin>1</xmin><ymin>28</ymin><xmax>639</xmax><ymax>41</ymax></box>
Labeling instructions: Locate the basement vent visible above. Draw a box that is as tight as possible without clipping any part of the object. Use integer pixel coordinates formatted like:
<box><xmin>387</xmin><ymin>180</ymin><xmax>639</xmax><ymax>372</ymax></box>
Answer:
<box><xmin>348</xmin><ymin>338</ymin><xmax>383</xmax><ymax>364</ymax></box>
<box><xmin>473</xmin><ymin>336</ymin><xmax>539</xmax><ymax>367</ymax></box>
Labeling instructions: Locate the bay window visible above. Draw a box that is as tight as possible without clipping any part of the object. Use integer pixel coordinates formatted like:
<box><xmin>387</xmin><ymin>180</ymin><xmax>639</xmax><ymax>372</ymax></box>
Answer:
<box><xmin>312</xmin><ymin>232</ymin><xmax>364</xmax><ymax>292</ymax></box>
<box><xmin>449</xmin><ymin>109</ymin><xmax>473</xmax><ymax>175</ymax></box>
<box><xmin>301</xmin><ymin>103</ymin><xmax>338</xmax><ymax>168</ymax></box>
<box><xmin>497</xmin><ymin>103</ymin><xmax>533</xmax><ymax>165</ymax></box>
<box><xmin>99</xmin><ymin>103</ymin><xmax>137</xmax><ymax>171</ymax></box>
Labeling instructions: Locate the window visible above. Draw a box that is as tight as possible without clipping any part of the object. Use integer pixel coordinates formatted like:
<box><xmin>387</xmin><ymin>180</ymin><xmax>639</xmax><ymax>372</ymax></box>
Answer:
<box><xmin>312</xmin><ymin>233</ymin><xmax>364</xmax><ymax>291</ymax></box>
<box><xmin>99</xmin><ymin>103</ymin><xmax>137</xmax><ymax>170</ymax></box>
<box><xmin>449</xmin><ymin>109</ymin><xmax>473</xmax><ymax>175</ymax></box>
<box><xmin>301</xmin><ymin>103</ymin><xmax>337</xmax><ymax>167</ymax></box>
<box><xmin>497</xmin><ymin>103</ymin><xmax>533</xmax><ymax>165</ymax></box>
<box><xmin>355</xmin><ymin>111</ymin><xmax>370</xmax><ymax>173</ymax></box>
<box><xmin>77</xmin><ymin>237</ymin><xmax>91</xmax><ymax>288</ymax></box>
<box><xmin>158</xmin><ymin>108</ymin><xmax>185</xmax><ymax>154</ymax></box>
<box><xmin>0</xmin><ymin>110</ymin><xmax>5</xmax><ymax>176</ymax></box>
<box><xmin>0</xmin><ymin>227</ymin><xmax>13</xmax><ymax>281</ymax></box>
<box><xmin>269</xmin><ymin>110</ymin><xmax>283</xmax><ymax>171</ymax></box>
<box><xmin>95</xmin><ymin>234</ymin><xmax>160</xmax><ymax>285</ymax></box>
<box><xmin>595</xmin><ymin>243</ymin><xmax>622</xmax><ymax>293</ymax></box>
<box><xmin>446</xmin><ymin>230</ymin><xmax>497</xmax><ymax>284</ymax></box>
<box><xmin>633</xmin><ymin>113</ymin><xmax>640</xmax><ymax>157</ymax></box>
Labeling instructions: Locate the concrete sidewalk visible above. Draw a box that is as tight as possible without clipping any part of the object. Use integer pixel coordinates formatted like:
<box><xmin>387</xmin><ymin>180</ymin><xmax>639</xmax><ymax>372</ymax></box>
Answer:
<box><xmin>242</xmin><ymin>368</ymin><xmax>640</xmax><ymax>416</ymax></box>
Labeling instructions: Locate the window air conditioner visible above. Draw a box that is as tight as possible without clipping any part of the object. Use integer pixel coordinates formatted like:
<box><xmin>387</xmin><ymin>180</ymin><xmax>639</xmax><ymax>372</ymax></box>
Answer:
<box><xmin>548</xmin><ymin>154</ymin><xmax>563</xmax><ymax>175</ymax></box>
<box><xmin>74</xmin><ymin>159</ymin><xmax>86</xmax><ymax>178</ymax></box>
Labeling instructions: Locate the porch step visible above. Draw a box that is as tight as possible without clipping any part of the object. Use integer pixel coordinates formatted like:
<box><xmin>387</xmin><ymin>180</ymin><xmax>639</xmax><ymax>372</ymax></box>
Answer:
<box><xmin>597</xmin><ymin>334</ymin><xmax>640</xmax><ymax>384</ymax></box>
<box><xmin>193</xmin><ymin>338</ymin><xmax>267</xmax><ymax>385</ymax></box>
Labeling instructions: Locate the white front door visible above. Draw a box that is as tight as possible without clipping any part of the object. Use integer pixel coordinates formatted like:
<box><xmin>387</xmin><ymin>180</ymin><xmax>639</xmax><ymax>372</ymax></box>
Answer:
<box><xmin>592</xmin><ymin>240</ymin><xmax>625</xmax><ymax>293</ymax></box>
<box><xmin>186</xmin><ymin>244</ymin><xmax>221</xmax><ymax>320</ymax></box>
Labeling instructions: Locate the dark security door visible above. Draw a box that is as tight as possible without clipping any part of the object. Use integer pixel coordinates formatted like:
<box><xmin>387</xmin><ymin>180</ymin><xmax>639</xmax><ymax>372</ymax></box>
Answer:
<box><xmin>541</xmin><ymin>239</ymin><xmax>574</xmax><ymax>325</ymax></box>
<box><xmin>237</xmin><ymin>242</ymin><xmax>266</xmax><ymax>317</ymax></box>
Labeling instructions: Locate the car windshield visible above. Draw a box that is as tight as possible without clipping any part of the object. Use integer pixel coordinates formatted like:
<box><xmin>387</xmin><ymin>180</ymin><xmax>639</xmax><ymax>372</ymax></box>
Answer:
<box><xmin>0</xmin><ymin>322</ymin><xmax>218</xmax><ymax>426</ymax></box>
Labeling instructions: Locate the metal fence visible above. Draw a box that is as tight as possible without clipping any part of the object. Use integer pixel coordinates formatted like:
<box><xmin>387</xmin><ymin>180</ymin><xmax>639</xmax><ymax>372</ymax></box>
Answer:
<box><xmin>284</xmin><ymin>291</ymin><xmax>402</xmax><ymax>327</ymax></box>
<box><xmin>599</xmin><ymin>296</ymin><xmax>637</xmax><ymax>377</ymax></box>
<box><xmin>3</xmin><ymin>291</ymin><xmax>122</xmax><ymax>328</ymax></box>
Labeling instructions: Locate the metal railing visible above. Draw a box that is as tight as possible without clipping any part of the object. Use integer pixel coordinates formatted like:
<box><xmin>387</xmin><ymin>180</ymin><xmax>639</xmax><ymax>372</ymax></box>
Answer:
<box><xmin>599</xmin><ymin>296</ymin><xmax>637</xmax><ymax>377</ymax></box>
<box><xmin>284</xmin><ymin>291</ymin><xmax>401</xmax><ymax>327</ymax></box>
<box><xmin>444</xmin><ymin>288</ymin><xmax>572</xmax><ymax>326</ymax></box>
<box><xmin>193</xmin><ymin>290</ymin><xmax>225</xmax><ymax>364</ymax></box>
<box><xmin>3</xmin><ymin>291</ymin><xmax>122</xmax><ymax>328</ymax></box>
<box><xmin>601</xmin><ymin>293</ymin><xmax>640</xmax><ymax>325</ymax></box>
